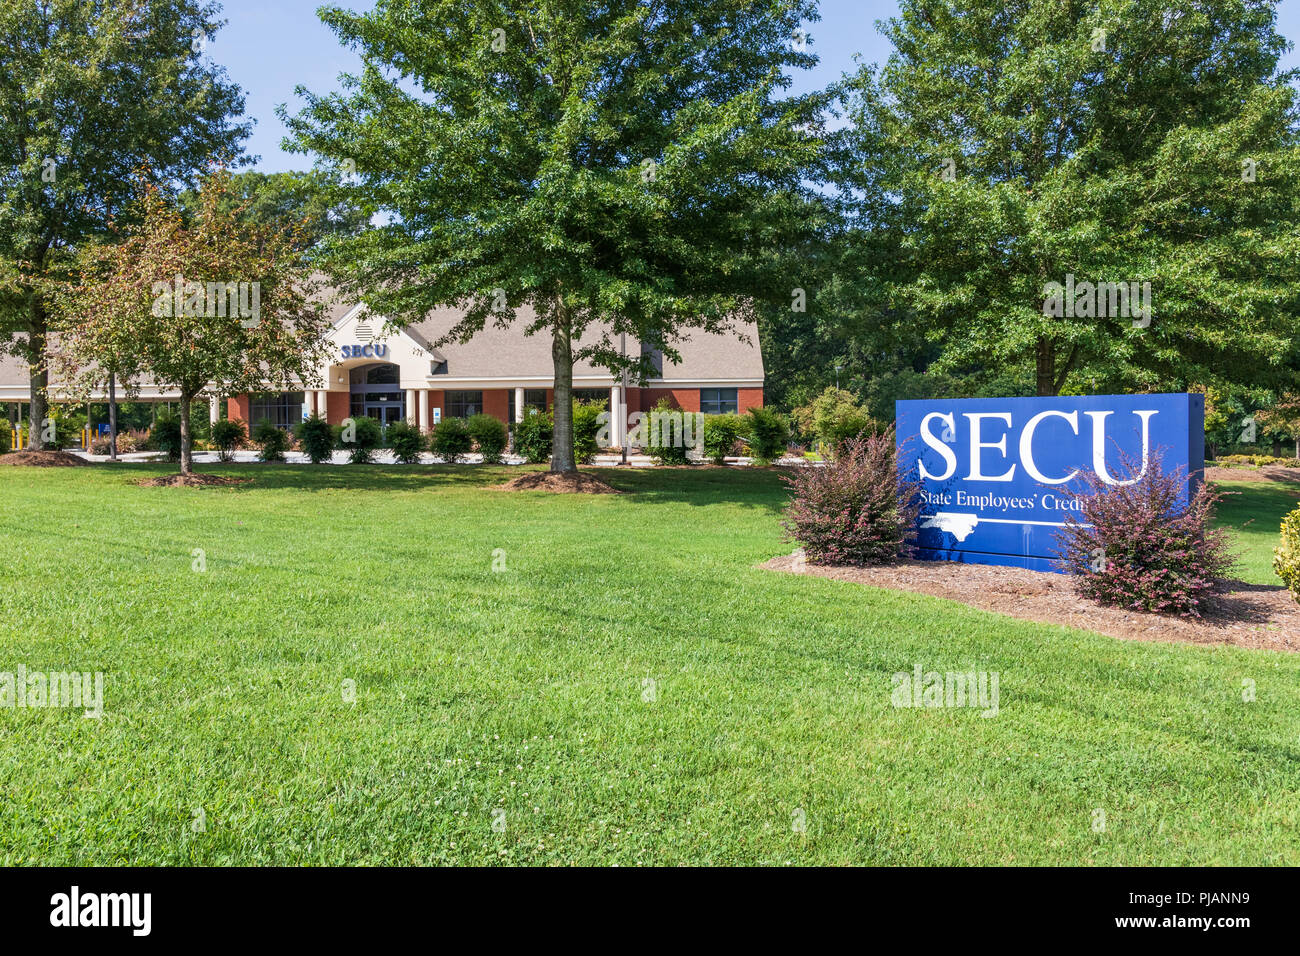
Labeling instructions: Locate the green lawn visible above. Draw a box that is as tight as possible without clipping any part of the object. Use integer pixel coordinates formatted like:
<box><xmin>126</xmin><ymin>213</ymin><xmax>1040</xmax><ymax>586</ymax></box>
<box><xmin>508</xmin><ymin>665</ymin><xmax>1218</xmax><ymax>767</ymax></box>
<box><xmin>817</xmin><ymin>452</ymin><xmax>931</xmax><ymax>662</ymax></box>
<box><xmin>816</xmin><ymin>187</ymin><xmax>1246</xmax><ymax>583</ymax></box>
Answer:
<box><xmin>0</xmin><ymin>463</ymin><xmax>1297</xmax><ymax>865</ymax></box>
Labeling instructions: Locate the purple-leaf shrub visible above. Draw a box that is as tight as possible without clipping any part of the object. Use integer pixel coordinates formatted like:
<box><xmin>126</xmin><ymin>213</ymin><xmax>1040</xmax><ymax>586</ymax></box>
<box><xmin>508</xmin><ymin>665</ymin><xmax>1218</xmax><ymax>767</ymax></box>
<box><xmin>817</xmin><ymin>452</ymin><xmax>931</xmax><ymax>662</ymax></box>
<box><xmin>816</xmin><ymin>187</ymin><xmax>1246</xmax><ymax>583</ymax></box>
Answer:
<box><xmin>781</xmin><ymin>430</ymin><xmax>921</xmax><ymax>566</ymax></box>
<box><xmin>1054</xmin><ymin>450</ymin><xmax>1236</xmax><ymax>618</ymax></box>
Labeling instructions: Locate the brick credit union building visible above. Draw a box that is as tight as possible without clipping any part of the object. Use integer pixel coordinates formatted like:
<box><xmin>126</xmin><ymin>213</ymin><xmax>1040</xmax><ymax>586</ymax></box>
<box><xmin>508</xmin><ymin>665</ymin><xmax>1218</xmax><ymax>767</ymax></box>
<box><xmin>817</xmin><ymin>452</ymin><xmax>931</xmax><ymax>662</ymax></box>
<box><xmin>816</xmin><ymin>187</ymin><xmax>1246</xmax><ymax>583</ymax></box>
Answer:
<box><xmin>226</xmin><ymin>299</ymin><xmax>765</xmax><ymax>447</ymax></box>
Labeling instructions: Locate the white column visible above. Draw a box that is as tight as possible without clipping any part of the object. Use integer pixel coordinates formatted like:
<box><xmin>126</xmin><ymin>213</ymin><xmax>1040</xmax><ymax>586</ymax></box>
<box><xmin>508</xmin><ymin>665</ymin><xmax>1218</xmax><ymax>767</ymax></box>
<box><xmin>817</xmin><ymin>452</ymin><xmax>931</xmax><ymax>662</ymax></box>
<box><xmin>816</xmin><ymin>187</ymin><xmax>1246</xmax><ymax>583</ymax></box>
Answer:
<box><xmin>316</xmin><ymin>391</ymin><xmax>327</xmax><ymax>420</ymax></box>
<box><xmin>209</xmin><ymin>394</ymin><xmax>220</xmax><ymax>425</ymax></box>
<box><xmin>405</xmin><ymin>389</ymin><xmax>418</xmax><ymax>424</ymax></box>
<box><xmin>514</xmin><ymin>386</ymin><xmax>525</xmax><ymax>423</ymax></box>
<box><xmin>418</xmin><ymin>389</ymin><xmax>430</xmax><ymax>433</ymax></box>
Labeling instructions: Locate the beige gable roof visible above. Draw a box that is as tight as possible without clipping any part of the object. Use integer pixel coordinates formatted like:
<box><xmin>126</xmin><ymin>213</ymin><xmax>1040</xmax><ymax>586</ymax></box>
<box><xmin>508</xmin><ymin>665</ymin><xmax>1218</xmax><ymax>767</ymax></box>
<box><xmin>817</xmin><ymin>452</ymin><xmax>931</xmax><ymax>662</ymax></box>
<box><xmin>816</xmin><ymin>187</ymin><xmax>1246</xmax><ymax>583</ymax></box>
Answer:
<box><xmin>395</xmin><ymin>305</ymin><xmax>763</xmax><ymax>384</ymax></box>
<box><xmin>1</xmin><ymin>292</ymin><xmax>763</xmax><ymax>397</ymax></box>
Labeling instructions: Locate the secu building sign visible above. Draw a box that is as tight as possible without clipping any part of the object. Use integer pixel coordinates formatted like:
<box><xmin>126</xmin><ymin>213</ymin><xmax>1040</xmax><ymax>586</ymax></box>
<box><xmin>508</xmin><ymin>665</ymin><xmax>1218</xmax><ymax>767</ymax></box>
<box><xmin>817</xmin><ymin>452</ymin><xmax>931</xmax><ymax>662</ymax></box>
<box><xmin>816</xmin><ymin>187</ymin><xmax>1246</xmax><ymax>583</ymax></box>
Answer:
<box><xmin>895</xmin><ymin>394</ymin><xmax>1205</xmax><ymax>571</ymax></box>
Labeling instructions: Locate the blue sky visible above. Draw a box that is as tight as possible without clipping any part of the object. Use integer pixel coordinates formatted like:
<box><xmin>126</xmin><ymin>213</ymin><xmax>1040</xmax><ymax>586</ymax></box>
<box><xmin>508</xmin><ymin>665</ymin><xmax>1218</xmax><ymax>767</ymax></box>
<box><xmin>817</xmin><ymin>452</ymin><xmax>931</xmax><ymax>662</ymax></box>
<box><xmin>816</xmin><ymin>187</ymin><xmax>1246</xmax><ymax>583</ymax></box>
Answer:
<box><xmin>211</xmin><ymin>0</ymin><xmax>1300</xmax><ymax>173</ymax></box>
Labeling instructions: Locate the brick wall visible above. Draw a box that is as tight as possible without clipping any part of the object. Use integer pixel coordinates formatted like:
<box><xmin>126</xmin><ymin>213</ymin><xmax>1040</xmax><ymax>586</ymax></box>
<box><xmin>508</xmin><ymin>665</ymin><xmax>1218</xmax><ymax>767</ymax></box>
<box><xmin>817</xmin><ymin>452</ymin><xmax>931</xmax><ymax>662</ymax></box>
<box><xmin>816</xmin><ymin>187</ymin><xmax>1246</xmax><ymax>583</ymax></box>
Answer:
<box><xmin>737</xmin><ymin>387</ymin><xmax>764</xmax><ymax>413</ymax></box>
<box><xmin>226</xmin><ymin>395</ymin><xmax>250</xmax><ymax>424</ymax></box>
<box><xmin>483</xmin><ymin>389</ymin><xmax>509</xmax><ymax>424</ymax></box>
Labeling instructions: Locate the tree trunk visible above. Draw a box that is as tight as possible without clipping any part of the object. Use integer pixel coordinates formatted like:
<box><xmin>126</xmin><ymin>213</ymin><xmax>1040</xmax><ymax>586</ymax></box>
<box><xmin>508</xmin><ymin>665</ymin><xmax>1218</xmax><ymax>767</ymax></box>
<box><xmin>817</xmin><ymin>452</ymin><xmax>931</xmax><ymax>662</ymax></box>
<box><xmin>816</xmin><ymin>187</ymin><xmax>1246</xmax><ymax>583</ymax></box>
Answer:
<box><xmin>550</xmin><ymin>304</ymin><xmax>576</xmax><ymax>473</ymax></box>
<box><xmin>179</xmin><ymin>389</ymin><xmax>193</xmax><ymax>476</ymax></box>
<box><xmin>1035</xmin><ymin>337</ymin><xmax>1056</xmax><ymax>397</ymax></box>
<box><xmin>26</xmin><ymin>297</ymin><xmax>48</xmax><ymax>450</ymax></box>
<box><xmin>108</xmin><ymin>373</ymin><xmax>118</xmax><ymax>461</ymax></box>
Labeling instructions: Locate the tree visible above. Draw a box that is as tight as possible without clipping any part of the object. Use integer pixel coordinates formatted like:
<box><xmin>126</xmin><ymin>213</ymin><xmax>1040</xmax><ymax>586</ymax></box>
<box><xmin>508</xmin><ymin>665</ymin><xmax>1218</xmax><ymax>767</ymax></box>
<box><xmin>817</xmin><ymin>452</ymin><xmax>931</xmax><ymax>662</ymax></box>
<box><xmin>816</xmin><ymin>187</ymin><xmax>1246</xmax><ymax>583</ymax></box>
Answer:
<box><xmin>843</xmin><ymin>0</ymin><xmax>1300</xmax><ymax>396</ymax></box>
<box><xmin>179</xmin><ymin>168</ymin><xmax>371</xmax><ymax>251</ymax></box>
<box><xmin>58</xmin><ymin>170</ymin><xmax>331</xmax><ymax>476</ymax></box>
<box><xmin>284</xmin><ymin>0</ymin><xmax>829</xmax><ymax>472</ymax></box>
<box><xmin>0</xmin><ymin>0</ymin><xmax>249</xmax><ymax>449</ymax></box>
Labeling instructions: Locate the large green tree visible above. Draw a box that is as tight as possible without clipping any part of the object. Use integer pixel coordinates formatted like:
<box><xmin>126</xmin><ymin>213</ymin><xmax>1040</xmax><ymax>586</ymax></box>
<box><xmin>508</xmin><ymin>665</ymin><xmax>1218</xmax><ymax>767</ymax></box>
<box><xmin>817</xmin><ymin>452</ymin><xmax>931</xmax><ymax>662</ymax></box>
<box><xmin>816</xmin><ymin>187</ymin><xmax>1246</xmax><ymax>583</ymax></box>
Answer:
<box><xmin>844</xmin><ymin>0</ymin><xmax>1300</xmax><ymax>396</ymax></box>
<box><xmin>179</xmin><ymin>168</ymin><xmax>371</xmax><ymax>251</ymax></box>
<box><xmin>0</xmin><ymin>0</ymin><xmax>248</xmax><ymax>448</ymax></box>
<box><xmin>284</xmin><ymin>0</ymin><xmax>829</xmax><ymax>472</ymax></box>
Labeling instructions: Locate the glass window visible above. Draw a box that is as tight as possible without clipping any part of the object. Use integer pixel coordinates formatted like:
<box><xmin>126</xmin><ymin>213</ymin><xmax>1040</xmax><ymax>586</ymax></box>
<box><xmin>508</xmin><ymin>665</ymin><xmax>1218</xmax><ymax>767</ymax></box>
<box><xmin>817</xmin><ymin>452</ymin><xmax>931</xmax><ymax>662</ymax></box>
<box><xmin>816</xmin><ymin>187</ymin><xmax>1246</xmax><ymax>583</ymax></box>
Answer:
<box><xmin>445</xmin><ymin>390</ymin><xmax>483</xmax><ymax>419</ymax></box>
<box><xmin>699</xmin><ymin>388</ymin><xmax>738</xmax><ymax>415</ymax></box>
<box><xmin>250</xmin><ymin>391</ymin><xmax>305</xmax><ymax>429</ymax></box>
<box><xmin>509</xmin><ymin>389</ymin><xmax>550</xmax><ymax>424</ymax></box>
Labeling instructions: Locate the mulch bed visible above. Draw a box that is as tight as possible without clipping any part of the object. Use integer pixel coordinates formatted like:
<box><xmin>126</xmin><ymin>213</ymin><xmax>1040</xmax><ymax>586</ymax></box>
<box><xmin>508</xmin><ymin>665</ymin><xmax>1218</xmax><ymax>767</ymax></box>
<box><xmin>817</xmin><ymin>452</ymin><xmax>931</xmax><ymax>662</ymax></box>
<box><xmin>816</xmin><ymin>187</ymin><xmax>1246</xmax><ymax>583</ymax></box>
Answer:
<box><xmin>493</xmin><ymin>470</ymin><xmax>622</xmax><ymax>494</ymax></box>
<box><xmin>137</xmin><ymin>473</ymin><xmax>250</xmax><ymax>488</ymax></box>
<box><xmin>0</xmin><ymin>450</ymin><xmax>93</xmax><ymax>467</ymax></box>
<box><xmin>762</xmin><ymin>553</ymin><xmax>1300</xmax><ymax>653</ymax></box>
<box><xmin>1207</xmin><ymin>465</ymin><xmax>1300</xmax><ymax>484</ymax></box>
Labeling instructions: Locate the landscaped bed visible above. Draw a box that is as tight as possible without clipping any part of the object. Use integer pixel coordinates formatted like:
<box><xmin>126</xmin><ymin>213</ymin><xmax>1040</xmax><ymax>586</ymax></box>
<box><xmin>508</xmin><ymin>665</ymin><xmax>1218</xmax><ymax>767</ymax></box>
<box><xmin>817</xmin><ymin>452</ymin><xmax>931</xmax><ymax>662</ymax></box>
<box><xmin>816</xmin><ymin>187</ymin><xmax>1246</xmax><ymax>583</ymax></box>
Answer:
<box><xmin>1</xmin><ymin>463</ymin><xmax>1298</xmax><ymax>865</ymax></box>
<box><xmin>763</xmin><ymin>554</ymin><xmax>1299</xmax><ymax>652</ymax></box>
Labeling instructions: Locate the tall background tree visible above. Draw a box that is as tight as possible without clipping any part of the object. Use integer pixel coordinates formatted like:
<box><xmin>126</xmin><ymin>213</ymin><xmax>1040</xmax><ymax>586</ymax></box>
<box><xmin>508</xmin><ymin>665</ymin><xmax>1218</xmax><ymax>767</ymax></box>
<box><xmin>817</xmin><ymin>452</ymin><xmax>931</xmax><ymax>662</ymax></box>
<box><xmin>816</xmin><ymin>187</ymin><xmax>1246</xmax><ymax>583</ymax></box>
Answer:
<box><xmin>841</xmin><ymin>0</ymin><xmax>1300</xmax><ymax>398</ymax></box>
<box><xmin>179</xmin><ymin>168</ymin><xmax>372</xmax><ymax>251</ymax></box>
<box><xmin>0</xmin><ymin>0</ymin><xmax>248</xmax><ymax>449</ymax></box>
<box><xmin>59</xmin><ymin>171</ymin><xmax>332</xmax><ymax>476</ymax></box>
<box><xmin>284</xmin><ymin>0</ymin><xmax>831</xmax><ymax>472</ymax></box>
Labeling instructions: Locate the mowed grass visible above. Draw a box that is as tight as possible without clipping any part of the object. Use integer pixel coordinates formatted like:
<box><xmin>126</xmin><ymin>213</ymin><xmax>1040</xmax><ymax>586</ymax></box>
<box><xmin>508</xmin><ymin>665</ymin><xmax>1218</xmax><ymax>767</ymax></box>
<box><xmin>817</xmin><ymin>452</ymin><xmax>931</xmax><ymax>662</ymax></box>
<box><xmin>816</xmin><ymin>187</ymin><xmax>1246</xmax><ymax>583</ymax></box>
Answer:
<box><xmin>0</xmin><ymin>463</ymin><xmax>1298</xmax><ymax>866</ymax></box>
<box><xmin>1213</xmin><ymin>477</ymin><xmax>1300</xmax><ymax>585</ymax></box>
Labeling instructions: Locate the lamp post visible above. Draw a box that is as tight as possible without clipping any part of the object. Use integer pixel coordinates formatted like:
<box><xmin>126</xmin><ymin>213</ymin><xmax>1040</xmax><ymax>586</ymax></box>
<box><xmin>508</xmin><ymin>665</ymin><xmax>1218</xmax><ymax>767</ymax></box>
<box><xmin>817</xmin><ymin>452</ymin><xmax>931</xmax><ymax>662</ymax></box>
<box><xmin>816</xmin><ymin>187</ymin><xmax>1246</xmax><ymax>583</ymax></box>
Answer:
<box><xmin>620</xmin><ymin>333</ymin><xmax>629</xmax><ymax>466</ymax></box>
<box><xmin>835</xmin><ymin>364</ymin><xmax>841</xmax><ymax>391</ymax></box>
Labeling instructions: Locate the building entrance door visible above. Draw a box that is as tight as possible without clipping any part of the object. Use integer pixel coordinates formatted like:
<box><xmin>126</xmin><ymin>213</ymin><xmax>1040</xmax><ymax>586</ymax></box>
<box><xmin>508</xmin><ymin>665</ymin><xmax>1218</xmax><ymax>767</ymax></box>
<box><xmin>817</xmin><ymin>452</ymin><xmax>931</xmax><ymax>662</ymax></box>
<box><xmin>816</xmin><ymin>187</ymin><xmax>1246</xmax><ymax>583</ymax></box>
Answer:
<box><xmin>370</xmin><ymin>403</ymin><xmax>403</xmax><ymax>427</ymax></box>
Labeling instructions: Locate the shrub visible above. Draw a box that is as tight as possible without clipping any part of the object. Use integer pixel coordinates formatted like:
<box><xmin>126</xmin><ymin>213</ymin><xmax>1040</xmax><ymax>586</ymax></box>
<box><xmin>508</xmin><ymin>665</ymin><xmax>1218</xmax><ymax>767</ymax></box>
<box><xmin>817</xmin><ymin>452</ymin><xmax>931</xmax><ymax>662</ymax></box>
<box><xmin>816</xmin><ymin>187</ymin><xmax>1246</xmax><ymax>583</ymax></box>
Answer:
<box><xmin>645</xmin><ymin>398</ymin><xmax>692</xmax><ymax>465</ymax></box>
<box><xmin>211</xmin><ymin>418</ymin><xmax>246</xmax><ymax>461</ymax></box>
<box><xmin>337</xmin><ymin>415</ymin><xmax>384</xmax><ymax>464</ymax></box>
<box><xmin>296</xmin><ymin>414</ymin><xmax>335</xmax><ymax>464</ymax></box>
<box><xmin>467</xmin><ymin>413</ymin><xmax>508</xmax><ymax>464</ymax></box>
<box><xmin>252</xmin><ymin>419</ymin><xmax>290</xmax><ymax>462</ymax></box>
<box><xmin>0</xmin><ymin>425</ymin><xmax>10</xmax><ymax>454</ymax></box>
<box><xmin>791</xmin><ymin>387</ymin><xmax>878</xmax><ymax>451</ymax></box>
<box><xmin>514</xmin><ymin>408</ymin><xmax>553</xmax><ymax>464</ymax></box>
<box><xmin>1054</xmin><ymin>452</ymin><xmax>1236</xmax><ymax>618</ymax></box>
<box><xmin>386</xmin><ymin>419</ymin><xmax>426</xmax><ymax>464</ymax></box>
<box><xmin>45</xmin><ymin>409</ymin><xmax>87</xmax><ymax>450</ymax></box>
<box><xmin>573</xmin><ymin>401</ymin><xmax>605</xmax><ymax>464</ymax></box>
<box><xmin>1273</xmin><ymin>507</ymin><xmax>1300</xmax><ymax>604</ymax></box>
<box><xmin>745</xmin><ymin>406</ymin><xmax>791</xmax><ymax>464</ymax></box>
<box><xmin>429</xmin><ymin>417</ymin><xmax>472</xmax><ymax>463</ymax></box>
<box><xmin>702</xmin><ymin>413</ymin><xmax>746</xmax><ymax>464</ymax></box>
<box><xmin>149</xmin><ymin>411</ymin><xmax>183</xmax><ymax>460</ymax></box>
<box><xmin>781</xmin><ymin>431</ymin><xmax>921</xmax><ymax>566</ymax></box>
<box><xmin>1217</xmin><ymin>453</ymin><xmax>1300</xmax><ymax>468</ymax></box>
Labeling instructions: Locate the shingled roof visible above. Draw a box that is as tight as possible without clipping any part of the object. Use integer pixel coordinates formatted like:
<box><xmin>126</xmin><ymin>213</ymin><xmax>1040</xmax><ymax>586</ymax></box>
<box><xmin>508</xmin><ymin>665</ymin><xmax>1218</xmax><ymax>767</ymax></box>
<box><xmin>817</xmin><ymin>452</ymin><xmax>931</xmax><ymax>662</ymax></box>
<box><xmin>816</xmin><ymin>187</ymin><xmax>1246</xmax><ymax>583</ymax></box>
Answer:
<box><xmin>0</xmin><ymin>292</ymin><xmax>763</xmax><ymax>398</ymax></box>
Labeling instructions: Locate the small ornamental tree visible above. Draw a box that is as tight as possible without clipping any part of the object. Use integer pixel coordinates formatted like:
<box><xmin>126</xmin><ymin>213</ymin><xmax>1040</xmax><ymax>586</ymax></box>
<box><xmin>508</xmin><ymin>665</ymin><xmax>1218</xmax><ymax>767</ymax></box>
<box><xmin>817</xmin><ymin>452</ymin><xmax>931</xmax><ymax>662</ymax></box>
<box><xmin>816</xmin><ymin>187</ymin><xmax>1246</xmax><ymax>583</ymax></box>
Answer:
<box><xmin>782</xmin><ymin>430</ymin><xmax>921</xmax><ymax>566</ymax></box>
<box><xmin>1054</xmin><ymin>452</ymin><xmax>1236</xmax><ymax>617</ymax></box>
<box><xmin>58</xmin><ymin>170</ymin><xmax>330</xmax><ymax>477</ymax></box>
<box><xmin>791</xmin><ymin>387</ymin><xmax>878</xmax><ymax>452</ymax></box>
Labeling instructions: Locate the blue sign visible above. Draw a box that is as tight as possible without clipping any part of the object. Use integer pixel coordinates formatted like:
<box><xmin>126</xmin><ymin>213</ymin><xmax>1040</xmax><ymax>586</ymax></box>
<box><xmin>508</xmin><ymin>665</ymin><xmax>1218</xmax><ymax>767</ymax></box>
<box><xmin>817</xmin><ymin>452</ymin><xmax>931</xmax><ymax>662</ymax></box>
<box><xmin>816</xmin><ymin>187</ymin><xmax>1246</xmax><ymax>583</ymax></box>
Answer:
<box><xmin>341</xmin><ymin>343</ymin><xmax>388</xmax><ymax>359</ymax></box>
<box><xmin>895</xmin><ymin>393</ymin><xmax>1204</xmax><ymax>571</ymax></box>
